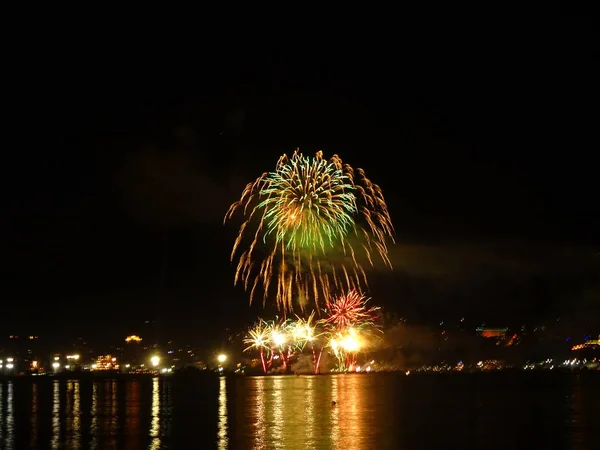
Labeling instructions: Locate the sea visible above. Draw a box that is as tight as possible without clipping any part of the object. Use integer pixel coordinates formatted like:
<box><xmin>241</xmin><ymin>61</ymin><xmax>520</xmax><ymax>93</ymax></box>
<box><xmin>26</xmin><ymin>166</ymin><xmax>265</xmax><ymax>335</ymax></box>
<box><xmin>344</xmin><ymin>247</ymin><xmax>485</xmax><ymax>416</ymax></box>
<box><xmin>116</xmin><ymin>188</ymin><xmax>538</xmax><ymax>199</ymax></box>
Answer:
<box><xmin>0</xmin><ymin>372</ymin><xmax>598</xmax><ymax>449</ymax></box>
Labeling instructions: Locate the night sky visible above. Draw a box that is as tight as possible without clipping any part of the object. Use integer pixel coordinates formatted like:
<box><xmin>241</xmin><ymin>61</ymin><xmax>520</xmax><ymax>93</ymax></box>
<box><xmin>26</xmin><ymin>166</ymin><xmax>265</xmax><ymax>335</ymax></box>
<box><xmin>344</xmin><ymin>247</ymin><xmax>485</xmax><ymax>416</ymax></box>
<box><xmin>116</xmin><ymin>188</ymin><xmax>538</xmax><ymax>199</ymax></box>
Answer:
<box><xmin>3</xmin><ymin>22</ymin><xmax>598</xmax><ymax>347</ymax></box>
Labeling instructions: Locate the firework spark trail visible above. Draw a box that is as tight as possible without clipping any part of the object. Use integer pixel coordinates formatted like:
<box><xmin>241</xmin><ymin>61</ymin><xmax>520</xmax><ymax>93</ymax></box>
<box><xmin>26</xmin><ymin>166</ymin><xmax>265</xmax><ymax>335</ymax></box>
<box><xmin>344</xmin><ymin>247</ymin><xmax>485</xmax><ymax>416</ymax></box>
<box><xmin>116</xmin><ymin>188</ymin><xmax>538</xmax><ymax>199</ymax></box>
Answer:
<box><xmin>323</xmin><ymin>289</ymin><xmax>380</xmax><ymax>330</ymax></box>
<box><xmin>225</xmin><ymin>149</ymin><xmax>394</xmax><ymax>314</ymax></box>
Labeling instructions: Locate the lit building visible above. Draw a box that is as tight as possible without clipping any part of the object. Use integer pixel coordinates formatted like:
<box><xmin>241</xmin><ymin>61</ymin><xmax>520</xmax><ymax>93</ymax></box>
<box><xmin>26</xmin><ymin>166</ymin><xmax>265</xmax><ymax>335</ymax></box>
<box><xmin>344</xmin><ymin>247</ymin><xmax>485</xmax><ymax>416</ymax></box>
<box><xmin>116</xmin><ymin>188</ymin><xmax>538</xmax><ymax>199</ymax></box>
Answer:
<box><xmin>476</xmin><ymin>328</ymin><xmax>508</xmax><ymax>338</ymax></box>
<box><xmin>91</xmin><ymin>355</ymin><xmax>119</xmax><ymax>371</ymax></box>
<box><xmin>572</xmin><ymin>337</ymin><xmax>599</xmax><ymax>351</ymax></box>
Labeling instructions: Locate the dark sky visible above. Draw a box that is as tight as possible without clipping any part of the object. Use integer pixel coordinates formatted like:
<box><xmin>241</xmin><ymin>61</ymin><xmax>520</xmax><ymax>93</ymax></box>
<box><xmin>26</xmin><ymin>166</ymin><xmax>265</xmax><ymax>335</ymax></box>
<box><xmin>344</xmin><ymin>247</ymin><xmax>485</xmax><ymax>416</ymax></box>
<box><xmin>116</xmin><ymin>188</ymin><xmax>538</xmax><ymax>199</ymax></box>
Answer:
<box><xmin>3</xmin><ymin>22</ymin><xmax>599</xmax><ymax>347</ymax></box>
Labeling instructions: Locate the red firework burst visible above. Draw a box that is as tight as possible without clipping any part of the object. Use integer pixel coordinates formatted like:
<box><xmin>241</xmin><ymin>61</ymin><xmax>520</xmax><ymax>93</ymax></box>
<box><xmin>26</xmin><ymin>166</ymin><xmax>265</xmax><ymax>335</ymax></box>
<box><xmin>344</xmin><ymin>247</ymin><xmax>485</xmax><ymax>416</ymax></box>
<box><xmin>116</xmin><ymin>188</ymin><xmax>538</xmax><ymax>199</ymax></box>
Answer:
<box><xmin>324</xmin><ymin>290</ymin><xmax>379</xmax><ymax>329</ymax></box>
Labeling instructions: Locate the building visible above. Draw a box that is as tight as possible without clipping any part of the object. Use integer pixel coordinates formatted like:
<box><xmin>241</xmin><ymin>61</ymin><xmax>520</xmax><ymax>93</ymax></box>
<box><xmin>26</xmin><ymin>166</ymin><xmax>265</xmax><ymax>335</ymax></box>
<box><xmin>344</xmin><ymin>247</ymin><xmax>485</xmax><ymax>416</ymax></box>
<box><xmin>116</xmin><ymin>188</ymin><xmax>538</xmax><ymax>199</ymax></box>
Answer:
<box><xmin>476</xmin><ymin>328</ymin><xmax>508</xmax><ymax>339</ymax></box>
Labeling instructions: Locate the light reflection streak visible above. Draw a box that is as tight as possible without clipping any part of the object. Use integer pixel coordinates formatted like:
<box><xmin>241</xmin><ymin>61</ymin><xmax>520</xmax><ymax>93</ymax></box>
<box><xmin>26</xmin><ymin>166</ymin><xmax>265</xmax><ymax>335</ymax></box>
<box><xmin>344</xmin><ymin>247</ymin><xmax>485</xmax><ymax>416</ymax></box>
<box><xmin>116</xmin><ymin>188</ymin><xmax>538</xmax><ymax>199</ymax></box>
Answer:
<box><xmin>149</xmin><ymin>377</ymin><xmax>161</xmax><ymax>450</ymax></box>
<box><xmin>73</xmin><ymin>381</ymin><xmax>81</xmax><ymax>448</ymax></box>
<box><xmin>304</xmin><ymin>376</ymin><xmax>316</xmax><ymax>449</ymax></box>
<box><xmin>271</xmin><ymin>377</ymin><xmax>284</xmax><ymax>448</ymax></box>
<box><xmin>330</xmin><ymin>376</ymin><xmax>339</xmax><ymax>448</ymax></box>
<box><xmin>31</xmin><ymin>383</ymin><xmax>38</xmax><ymax>448</ymax></box>
<box><xmin>217</xmin><ymin>376</ymin><xmax>229</xmax><ymax>449</ymax></box>
<box><xmin>90</xmin><ymin>382</ymin><xmax>98</xmax><ymax>450</ymax></box>
<box><xmin>252</xmin><ymin>376</ymin><xmax>267</xmax><ymax>449</ymax></box>
<box><xmin>108</xmin><ymin>381</ymin><xmax>117</xmax><ymax>444</ymax></box>
<box><xmin>52</xmin><ymin>380</ymin><xmax>60</xmax><ymax>449</ymax></box>
<box><xmin>5</xmin><ymin>381</ymin><xmax>14</xmax><ymax>449</ymax></box>
<box><xmin>65</xmin><ymin>381</ymin><xmax>82</xmax><ymax>449</ymax></box>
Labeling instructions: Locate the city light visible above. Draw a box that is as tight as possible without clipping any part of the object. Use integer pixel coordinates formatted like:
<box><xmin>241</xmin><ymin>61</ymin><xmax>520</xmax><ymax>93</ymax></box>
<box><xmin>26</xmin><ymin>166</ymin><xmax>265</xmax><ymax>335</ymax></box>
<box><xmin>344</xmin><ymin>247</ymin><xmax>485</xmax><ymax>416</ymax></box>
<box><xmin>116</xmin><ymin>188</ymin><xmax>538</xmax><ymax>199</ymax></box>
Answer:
<box><xmin>126</xmin><ymin>335</ymin><xmax>142</xmax><ymax>342</ymax></box>
<box><xmin>151</xmin><ymin>356</ymin><xmax>160</xmax><ymax>367</ymax></box>
<box><xmin>6</xmin><ymin>363</ymin><xmax>14</xmax><ymax>370</ymax></box>
<box><xmin>217</xmin><ymin>354</ymin><xmax>227</xmax><ymax>364</ymax></box>
<box><xmin>52</xmin><ymin>362</ymin><xmax>60</xmax><ymax>370</ymax></box>
<box><xmin>66</xmin><ymin>354</ymin><xmax>80</xmax><ymax>360</ymax></box>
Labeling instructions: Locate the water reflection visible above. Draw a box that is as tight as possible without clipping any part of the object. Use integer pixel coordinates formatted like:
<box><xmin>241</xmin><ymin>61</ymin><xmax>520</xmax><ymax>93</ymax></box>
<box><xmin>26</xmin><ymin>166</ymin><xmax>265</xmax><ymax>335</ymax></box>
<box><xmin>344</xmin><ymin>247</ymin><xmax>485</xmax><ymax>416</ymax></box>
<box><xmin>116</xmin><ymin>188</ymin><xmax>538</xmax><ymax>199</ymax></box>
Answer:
<box><xmin>106</xmin><ymin>381</ymin><xmax>118</xmax><ymax>447</ymax></box>
<box><xmin>0</xmin><ymin>374</ymin><xmax>596</xmax><ymax>448</ymax></box>
<box><xmin>271</xmin><ymin>377</ymin><xmax>283</xmax><ymax>448</ymax></box>
<box><xmin>252</xmin><ymin>376</ymin><xmax>267</xmax><ymax>449</ymax></box>
<box><xmin>217</xmin><ymin>376</ymin><xmax>229</xmax><ymax>449</ymax></box>
<box><xmin>31</xmin><ymin>383</ymin><xmax>38</xmax><ymax>448</ymax></box>
<box><xmin>330</xmin><ymin>376</ymin><xmax>339</xmax><ymax>449</ymax></box>
<box><xmin>52</xmin><ymin>380</ymin><xmax>60</xmax><ymax>449</ymax></box>
<box><xmin>245</xmin><ymin>375</ymin><xmax>379</xmax><ymax>449</ymax></box>
<box><xmin>124</xmin><ymin>380</ymin><xmax>141</xmax><ymax>449</ymax></box>
<box><xmin>65</xmin><ymin>381</ymin><xmax>82</xmax><ymax>449</ymax></box>
<box><xmin>570</xmin><ymin>381</ymin><xmax>585</xmax><ymax>450</ymax></box>
<box><xmin>0</xmin><ymin>384</ymin><xmax>3</xmax><ymax>440</ymax></box>
<box><xmin>90</xmin><ymin>381</ymin><xmax>98</xmax><ymax>450</ymax></box>
<box><xmin>161</xmin><ymin>377</ymin><xmax>173</xmax><ymax>439</ymax></box>
<box><xmin>304</xmin><ymin>376</ymin><xmax>316</xmax><ymax>448</ymax></box>
<box><xmin>335</xmin><ymin>375</ymin><xmax>368</xmax><ymax>448</ymax></box>
<box><xmin>5</xmin><ymin>381</ymin><xmax>14</xmax><ymax>449</ymax></box>
<box><xmin>149</xmin><ymin>377</ymin><xmax>161</xmax><ymax>450</ymax></box>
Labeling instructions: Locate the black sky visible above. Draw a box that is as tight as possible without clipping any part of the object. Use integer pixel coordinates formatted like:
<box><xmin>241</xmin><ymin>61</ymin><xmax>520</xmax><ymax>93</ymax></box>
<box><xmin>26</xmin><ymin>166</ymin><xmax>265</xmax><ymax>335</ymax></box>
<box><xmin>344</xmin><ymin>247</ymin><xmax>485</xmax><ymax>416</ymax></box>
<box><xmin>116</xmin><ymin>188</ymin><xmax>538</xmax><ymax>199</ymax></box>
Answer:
<box><xmin>3</xmin><ymin>21</ymin><xmax>598</xmax><ymax>346</ymax></box>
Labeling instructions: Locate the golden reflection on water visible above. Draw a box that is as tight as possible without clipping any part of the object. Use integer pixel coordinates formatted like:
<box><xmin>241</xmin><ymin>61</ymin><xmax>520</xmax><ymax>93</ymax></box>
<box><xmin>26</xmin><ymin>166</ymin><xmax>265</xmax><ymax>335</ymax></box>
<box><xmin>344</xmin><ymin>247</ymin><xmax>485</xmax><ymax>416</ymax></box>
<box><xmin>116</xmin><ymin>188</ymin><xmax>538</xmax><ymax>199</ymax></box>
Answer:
<box><xmin>90</xmin><ymin>382</ymin><xmax>98</xmax><ymax>450</ymax></box>
<box><xmin>65</xmin><ymin>381</ymin><xmax>82</xmax><ymax>449</ymax></box>
<box><xmin>252</xmin><ymin>376</ymin><xmax>267</xmax><ymax>449</ymax></box>
<box><xmin>271</xmin><ymin>377</ymin><xmax>284</xmax><ymax>448</ymax></box>
<box><xmin>330</xmin><ymin>376</ymin><xmax>339</xmax><ymax>449</ymax></box>
<box><xmin>31</xmin><ymin>383</ymin><xmax>38</xmax><ymax>448</ymax></box>
<box><xmin>304</xmin><ymin>376</ymin><xmax>316</xmax><ymax>449</ymax></box>
<box><xmin>52</xmin><ymin>380</ymin><xmax>60</xmax><ymax>449</ymax></box>
<box><xmin>246</xmin><ymin>375</ymin><xmax>371</xmax><ymax>450</ymax></box>
<box><xmin>335</xmin><ymin>375</ymin><xmax>367</xmax><ymax>448</ymax></box>
<box><xmin>217</xmin><ymin>376</ymin><xmax>229</xmax><ymax>449</ymax></box>
<box><xmin>149</xmin><ymin>377</ymin><xmax>161</xmax><ymax>450</ymax></box>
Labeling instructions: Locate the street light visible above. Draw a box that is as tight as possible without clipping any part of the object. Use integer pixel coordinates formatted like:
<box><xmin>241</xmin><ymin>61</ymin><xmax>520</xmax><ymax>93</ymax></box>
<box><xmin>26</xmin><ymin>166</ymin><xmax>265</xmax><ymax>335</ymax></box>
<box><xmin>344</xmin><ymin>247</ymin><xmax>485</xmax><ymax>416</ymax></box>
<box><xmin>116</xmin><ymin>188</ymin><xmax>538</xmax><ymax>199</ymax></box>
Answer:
<box><xmin>151</xmin><ymin>356</ymin><xmax>160</xmax><ymax>367</ymax></box>
<box><xmin>217</xmin><ymin>354</ymin><xmax>227</xmax><ymax>364</ymax></box>
<box><xmin>52</xmin><ymin>362</ymin><xmax>60</xmax><ymax>370</ymax></box>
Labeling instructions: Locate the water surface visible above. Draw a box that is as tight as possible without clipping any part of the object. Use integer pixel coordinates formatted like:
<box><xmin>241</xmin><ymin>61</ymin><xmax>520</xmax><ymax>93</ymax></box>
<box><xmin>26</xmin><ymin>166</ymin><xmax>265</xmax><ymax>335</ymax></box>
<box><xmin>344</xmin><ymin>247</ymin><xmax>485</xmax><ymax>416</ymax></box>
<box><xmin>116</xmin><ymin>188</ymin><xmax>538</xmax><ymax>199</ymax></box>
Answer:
<box><xmin>0</xmin><ymin>373</ymin><xmax>598</xmax><ymax>449</ymax></box>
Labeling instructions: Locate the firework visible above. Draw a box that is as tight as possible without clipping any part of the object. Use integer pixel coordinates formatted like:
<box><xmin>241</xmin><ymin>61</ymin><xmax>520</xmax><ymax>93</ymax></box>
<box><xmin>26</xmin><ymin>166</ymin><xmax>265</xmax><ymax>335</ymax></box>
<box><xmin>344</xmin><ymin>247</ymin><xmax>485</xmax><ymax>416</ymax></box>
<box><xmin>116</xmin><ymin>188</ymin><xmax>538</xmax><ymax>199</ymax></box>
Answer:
<box><xmin>225</xmin><ymin>149</ymin><xmax>394</xmax><ymax>313</ymax></box>
<box><xmin>288</xmin><ymin>311</ymin><xmax>326</xmax><ymax>374</ymax></box>
<box><xmin>323</xmin><ymin>289</ymin><xmax>379</xmax><ymax>330</ymax></box>
<box><xmin>243</xmin><ymin>318</ymin><xmax>295</xmax><ymax>373</ymax></box>
<box><xmin>320</xmin><ymin>290</ymin><xmax>381</xmax><ymax>371</ymax></box>
<box><xmin>243</xmin><ymin>320</ymin><xmax>272</xmax><ymax>373</ymax></box>
<box><xmin>326</xmin><ymin>326</ymin><xmax>377</xmax><ymax>371</ymax></box>
<box><xmin>288</xmin><ymin>311</ymin><xmax>320</xmax><ymax>350</ymax></box>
